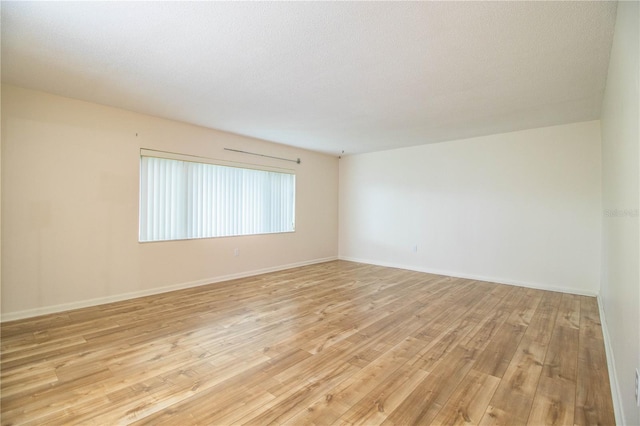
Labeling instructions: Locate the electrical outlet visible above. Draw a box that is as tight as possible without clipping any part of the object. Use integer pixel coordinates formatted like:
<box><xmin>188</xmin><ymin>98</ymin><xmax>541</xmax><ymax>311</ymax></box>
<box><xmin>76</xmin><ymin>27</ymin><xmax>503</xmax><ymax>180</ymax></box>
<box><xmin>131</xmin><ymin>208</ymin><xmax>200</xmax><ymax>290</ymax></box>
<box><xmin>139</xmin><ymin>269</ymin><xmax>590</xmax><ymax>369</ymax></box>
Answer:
<box><xmin>234</xmin><ymin>248</ymin><xmax>239</xmax><ymax>257</ymax></box>
<box><xmin>635</xmin><ymin>368</ymin><xmax>640</xmax><ymax>407</ymax></box>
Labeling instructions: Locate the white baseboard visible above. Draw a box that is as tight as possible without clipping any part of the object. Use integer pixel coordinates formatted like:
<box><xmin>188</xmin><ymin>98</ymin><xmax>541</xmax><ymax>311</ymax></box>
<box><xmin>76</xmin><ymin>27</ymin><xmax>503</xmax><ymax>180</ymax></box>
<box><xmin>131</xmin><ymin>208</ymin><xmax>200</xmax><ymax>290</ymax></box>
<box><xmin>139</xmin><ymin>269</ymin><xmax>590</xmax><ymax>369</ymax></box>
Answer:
<box><xmin>597</xmin><ymin>295</ymin><xmax>625</xmax><ymax>425</ymax></box>
<box><xmin>338</xmin><ymin>256</ymin><xmax>599</xmax><ymax>297</ymax></box>
<box><xmin>1</xmin><ymin>256</ymin><xmax>338</xmax><ymax>322</ymax></box>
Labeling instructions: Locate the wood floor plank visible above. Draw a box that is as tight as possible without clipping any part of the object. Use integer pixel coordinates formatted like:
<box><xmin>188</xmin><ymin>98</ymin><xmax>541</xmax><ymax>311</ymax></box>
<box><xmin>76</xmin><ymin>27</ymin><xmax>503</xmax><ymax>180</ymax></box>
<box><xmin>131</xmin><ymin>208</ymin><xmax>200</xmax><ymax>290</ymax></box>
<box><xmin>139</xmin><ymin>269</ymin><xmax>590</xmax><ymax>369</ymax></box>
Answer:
<box><xmin>335</xmin><ymin>362</ymin><xmax>430</xmax><ymax>426</ymax></box>
<box><xmin>237</xmin><ymin>361</ymin><xmax>359</xmax><ymax>425</ymax></box>
<box><xmin>383</xmin><ymin>345</ymin><xmax>478</xmax><ymax>425</ymax></box>
<box><xmin>0</xmin><ymin>261</ymin><xmax>615</xmax><ymax>425</ymax></box>
<box><xmin>430</xmin><ymin>369</ymin><xmax>501</xmax><ymax>425</ymax></box>
<box><xmin>470</xmin><ymin>287</ymin><xmax>542</xmax><ymax>379</ymax></box>
<box><xmin>555</xmin><ymin>293</ymin><xmax>581</xmax><ymax>330</ymax></box>
<box><xmin>479</xmin><ymin>291</ymin><xmax>562</xmax><ymax>425</ymax></box>
<box><xmin>527</xmin><ymin>376</ymin><xmax>575</xmax><ymax>425</ymax></box>
<box><xmin>574</xmin><ymin>296</ymin><xmax>615</xmax><ymax>426</ymax></box>
<box><xmin>542</xmin><ymin>320</ymin><xmax>579</xmax><ymax>383</ymax></box>
<box><xmin>283</xmin><ymin>336</ymin><xmax>429</xmax><ymax>426</ymax></box>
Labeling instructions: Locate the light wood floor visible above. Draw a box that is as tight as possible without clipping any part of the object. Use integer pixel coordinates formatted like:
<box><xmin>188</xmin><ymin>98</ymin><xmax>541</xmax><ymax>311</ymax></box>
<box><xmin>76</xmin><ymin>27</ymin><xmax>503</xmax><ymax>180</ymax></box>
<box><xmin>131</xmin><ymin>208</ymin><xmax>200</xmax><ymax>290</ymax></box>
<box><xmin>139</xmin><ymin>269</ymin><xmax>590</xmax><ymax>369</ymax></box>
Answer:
<box><xmin>1</xmin><ymin>261</ymin><xmax>615</xmax><ymax>425</ymax></box>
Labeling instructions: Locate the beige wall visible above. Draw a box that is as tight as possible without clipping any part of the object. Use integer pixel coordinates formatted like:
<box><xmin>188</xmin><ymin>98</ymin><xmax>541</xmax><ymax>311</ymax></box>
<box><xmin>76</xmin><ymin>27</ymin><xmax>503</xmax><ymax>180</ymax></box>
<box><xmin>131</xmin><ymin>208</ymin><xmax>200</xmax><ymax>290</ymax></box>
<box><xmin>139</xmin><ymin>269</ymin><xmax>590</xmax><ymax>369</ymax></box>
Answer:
<box><xmin>600</xmin><ymin>1</ymin><xmax>640</xmax><ymax>424</ymax></box>
<box><xmin>339</xmin><ymin>121</ymin><xmax>602</xmax><ymax>295</ymax></box>
<box><xmin>1</xmin><ymin>85</ymin><xmax>339</xmax><ymax>319</ymax></box>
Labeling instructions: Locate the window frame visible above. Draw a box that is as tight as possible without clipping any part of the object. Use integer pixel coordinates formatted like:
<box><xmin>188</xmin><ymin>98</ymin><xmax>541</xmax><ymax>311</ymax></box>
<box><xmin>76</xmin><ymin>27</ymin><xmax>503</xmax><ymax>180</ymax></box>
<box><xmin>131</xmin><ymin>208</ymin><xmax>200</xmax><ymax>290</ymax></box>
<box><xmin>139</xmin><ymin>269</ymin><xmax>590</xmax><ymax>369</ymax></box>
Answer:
<box><xmin>139</xmin><ymin>148</ymin><xmax>297</xmax><ymax>243</ymax></box>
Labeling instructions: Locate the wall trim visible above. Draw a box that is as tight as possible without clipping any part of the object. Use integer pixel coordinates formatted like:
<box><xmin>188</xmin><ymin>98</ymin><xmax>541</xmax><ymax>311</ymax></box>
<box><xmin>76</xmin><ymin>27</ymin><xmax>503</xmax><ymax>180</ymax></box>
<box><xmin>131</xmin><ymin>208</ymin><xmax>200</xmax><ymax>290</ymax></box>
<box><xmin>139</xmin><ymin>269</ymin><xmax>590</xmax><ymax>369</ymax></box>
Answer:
<box><xmin>1</xmin><ymin>256</ymin><xmax>338</xmax><ymax>323</ymax></box>
<box><xmin>338</xmin><ymin>256</ymin><xmax>599</xmax><ymax>297</ymax></box>
<box><xmin>597</xmin><ymin>295</ymin><xmax>625</xmax><ymax>425</ymax></box>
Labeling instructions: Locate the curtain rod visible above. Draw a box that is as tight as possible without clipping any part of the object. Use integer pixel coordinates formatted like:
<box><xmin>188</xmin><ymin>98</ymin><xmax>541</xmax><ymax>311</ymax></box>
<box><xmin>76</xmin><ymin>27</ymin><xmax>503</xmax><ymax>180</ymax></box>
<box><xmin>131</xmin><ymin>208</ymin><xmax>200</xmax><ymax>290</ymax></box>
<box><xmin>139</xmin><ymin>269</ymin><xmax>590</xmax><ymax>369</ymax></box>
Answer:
<box><xmin>224</xmin><ymin>148</ymin><xmax>301</xmax><ymax>164</ymax></box>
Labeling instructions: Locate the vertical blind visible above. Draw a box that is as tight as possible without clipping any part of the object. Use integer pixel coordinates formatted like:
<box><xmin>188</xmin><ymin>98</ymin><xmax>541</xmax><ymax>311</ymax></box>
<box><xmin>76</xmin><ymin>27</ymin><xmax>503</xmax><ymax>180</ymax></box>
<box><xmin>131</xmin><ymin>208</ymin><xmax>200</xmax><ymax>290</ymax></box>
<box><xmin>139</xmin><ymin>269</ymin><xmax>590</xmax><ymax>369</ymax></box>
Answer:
<box><xmin>140</xmin><ymin>155</ymin><xmax>296</xmax><ymax>242</ymax></box>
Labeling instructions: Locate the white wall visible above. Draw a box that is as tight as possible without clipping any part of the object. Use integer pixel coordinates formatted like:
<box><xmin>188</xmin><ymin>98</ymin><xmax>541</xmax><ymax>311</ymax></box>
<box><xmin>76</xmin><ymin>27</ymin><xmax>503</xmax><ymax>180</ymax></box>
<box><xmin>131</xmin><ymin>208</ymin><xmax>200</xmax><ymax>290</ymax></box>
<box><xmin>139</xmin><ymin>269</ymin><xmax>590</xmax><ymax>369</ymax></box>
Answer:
<box><xmin>0</xmin><ymin>84</ymin><xmax>3</xmax><ymax>318</ymax></box>
<box><xmin>1</xmin><ymin>85</ymin><xmax>339</xmax><ymax>320</ymax></box>
<box><xmin>339</xmin><ymin>121</ymin><xmax>602</xmax><ymax>295</ymax></box>
<box><xmin>600</xmin><ymin>1</ymin><xmax>640</xmax><ymax>424</ymax></box>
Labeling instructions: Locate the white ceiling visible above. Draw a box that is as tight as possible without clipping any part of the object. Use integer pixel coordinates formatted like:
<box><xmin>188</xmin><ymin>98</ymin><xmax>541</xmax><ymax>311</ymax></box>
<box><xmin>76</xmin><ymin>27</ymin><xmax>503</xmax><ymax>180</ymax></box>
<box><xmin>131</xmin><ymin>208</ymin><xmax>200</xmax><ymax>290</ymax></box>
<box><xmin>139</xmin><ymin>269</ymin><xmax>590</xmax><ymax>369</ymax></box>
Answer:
<box><xmin>1</xmin><ymin>1</ymin><xmax>617</xmax><ymax>155</ymax></box>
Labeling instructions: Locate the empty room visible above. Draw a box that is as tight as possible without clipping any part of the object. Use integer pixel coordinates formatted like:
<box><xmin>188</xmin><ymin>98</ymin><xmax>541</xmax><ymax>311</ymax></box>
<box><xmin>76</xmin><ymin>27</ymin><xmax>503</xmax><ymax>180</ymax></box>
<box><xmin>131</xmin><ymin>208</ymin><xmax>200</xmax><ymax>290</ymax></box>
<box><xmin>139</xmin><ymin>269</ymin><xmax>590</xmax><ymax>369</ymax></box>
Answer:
<box><xmin>1</xmin><ymin>1</ymin><xmax>638</xmax><ymax>425</ymax></box>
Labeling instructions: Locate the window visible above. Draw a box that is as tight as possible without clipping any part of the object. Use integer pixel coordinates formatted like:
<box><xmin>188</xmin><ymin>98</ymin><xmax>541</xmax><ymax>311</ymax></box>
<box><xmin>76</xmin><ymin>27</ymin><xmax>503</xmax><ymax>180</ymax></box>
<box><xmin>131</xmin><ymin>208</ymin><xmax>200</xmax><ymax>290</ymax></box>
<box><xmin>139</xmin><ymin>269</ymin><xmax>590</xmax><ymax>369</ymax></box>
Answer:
<box><xmin>139</xmin><ymin>149</ymin><xmax>296</xmax><ymax>242</ymax></box>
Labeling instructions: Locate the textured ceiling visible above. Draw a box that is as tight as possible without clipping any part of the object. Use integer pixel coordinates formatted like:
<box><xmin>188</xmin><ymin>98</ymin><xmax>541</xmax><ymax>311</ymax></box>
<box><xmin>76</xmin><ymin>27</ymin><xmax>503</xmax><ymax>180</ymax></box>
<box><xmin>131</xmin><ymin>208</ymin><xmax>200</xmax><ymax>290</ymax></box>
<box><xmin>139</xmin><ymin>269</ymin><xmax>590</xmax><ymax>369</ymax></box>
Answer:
<box><xmin>1</xmin><ymin>1</ymin><xmax>617</xmax><ymax>155</ymax></box>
